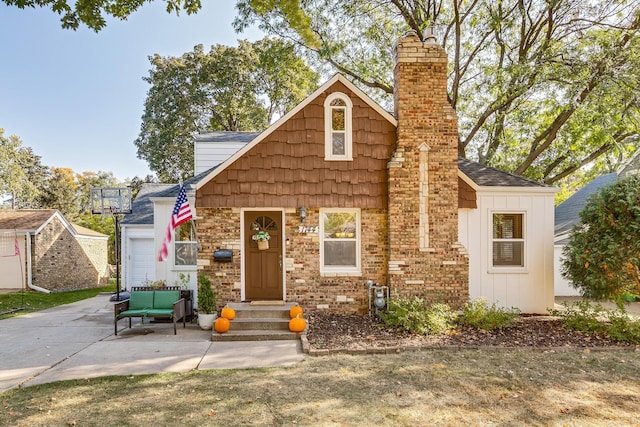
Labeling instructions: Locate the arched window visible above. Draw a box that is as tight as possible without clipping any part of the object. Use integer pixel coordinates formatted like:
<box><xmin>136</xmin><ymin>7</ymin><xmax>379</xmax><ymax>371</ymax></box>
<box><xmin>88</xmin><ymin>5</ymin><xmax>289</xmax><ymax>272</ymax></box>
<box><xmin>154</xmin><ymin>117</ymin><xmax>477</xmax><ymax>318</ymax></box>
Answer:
<box><xmin>324</xmin><ymin>92</ymin><xmax>353</xmax><ymax>160</ymax></box>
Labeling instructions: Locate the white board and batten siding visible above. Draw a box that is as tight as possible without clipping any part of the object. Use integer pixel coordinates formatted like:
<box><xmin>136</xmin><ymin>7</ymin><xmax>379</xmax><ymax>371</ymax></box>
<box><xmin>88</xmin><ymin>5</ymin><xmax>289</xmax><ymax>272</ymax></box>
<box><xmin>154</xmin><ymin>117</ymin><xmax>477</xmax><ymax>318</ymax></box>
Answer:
<box><xmin>554</xmin><ymin>245</ymin><xmax>581</xmax><ymax>296</ymax></box>
<box><xmin>120</xmin><ymin>225</ymin><xmax>155</xmax><ymax>288</ymax></box>
<box><xmin>458</xmin><ymin>187</ymin><xmax>556</xmax><ymax>314</ymax></box>
<box><xmin>195</xmin><ymin>142</ymin><xmax>248</xmax><ymax>175</ymax></box>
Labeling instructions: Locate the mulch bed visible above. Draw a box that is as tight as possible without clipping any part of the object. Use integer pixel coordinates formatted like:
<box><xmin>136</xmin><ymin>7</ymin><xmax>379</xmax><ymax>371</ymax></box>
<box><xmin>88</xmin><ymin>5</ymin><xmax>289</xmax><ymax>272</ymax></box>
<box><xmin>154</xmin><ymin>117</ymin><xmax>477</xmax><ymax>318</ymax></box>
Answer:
<box><xmin>306</xmin><ymin>312</ymin><xmax>637</xmax><ymax>352</ymax></box>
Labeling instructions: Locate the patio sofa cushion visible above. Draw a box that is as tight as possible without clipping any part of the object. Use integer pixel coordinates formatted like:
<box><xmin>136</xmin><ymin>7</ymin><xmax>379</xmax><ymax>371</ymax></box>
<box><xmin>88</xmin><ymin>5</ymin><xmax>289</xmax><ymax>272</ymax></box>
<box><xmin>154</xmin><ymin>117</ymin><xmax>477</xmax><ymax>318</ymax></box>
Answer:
<box><xmin>128</xmin><ymin>291</ymin><xmax>154</xmax><ymax>310</ymax></box>
<box><xmin>153</xmin><ymin>290</ymin><xmax>180</xmax><ymax>309</ymax></box>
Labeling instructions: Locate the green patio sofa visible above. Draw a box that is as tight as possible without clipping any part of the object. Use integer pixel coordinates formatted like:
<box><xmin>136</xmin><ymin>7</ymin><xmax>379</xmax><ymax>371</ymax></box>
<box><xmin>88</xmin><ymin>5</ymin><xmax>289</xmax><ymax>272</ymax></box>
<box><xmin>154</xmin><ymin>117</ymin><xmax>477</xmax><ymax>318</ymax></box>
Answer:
<box><xmin>114</xmin><ymin>290</ymin><xmax>186</xmax><ymax>335</ymax></box>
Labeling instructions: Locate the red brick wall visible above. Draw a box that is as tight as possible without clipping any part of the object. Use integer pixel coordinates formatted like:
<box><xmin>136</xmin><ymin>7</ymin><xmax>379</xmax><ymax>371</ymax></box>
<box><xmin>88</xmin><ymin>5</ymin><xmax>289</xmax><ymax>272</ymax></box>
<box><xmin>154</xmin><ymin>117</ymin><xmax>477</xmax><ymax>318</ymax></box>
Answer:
<box><xmin>388</xmin><ymin>32</ymin><xmax>469</xmax><ymax>306</ymax></box>
<box><xmin>196</xmin><ymin>207</ymin><xmax>387</xmax><ymax>314</ymax></box>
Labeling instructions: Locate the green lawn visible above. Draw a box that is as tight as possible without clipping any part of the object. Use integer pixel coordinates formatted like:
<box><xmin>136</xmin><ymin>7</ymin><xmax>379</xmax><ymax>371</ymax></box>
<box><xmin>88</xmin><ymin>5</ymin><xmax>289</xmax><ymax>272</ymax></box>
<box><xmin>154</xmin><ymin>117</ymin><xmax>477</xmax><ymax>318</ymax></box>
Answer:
<box><xmin>0</xmin><ymin>284</ymin><xmax>115</xmax><ymax>319</ymax></box>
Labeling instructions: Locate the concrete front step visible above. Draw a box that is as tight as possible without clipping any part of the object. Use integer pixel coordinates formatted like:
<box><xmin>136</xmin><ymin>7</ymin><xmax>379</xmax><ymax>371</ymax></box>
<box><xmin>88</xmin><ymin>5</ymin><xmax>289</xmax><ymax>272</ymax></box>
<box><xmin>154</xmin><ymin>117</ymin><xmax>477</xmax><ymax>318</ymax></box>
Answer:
<box><xmin>227</xmin><ymin>302</ymin><xmax>295</xmax><ymax>319</ymax></box>
<box><xmin>231</xmin><ymin>318</ymin><xmax>290</xmax><ymax>331</ymax></box>
<box><xmin>211</xmin><ymin>329</ymin><xmax>304</xmax><ymax>342</ymax></box>
<box><xmin>212</xmin><ymin>302</ymin><xmax>304</xmax><ymax>342</ymax></box>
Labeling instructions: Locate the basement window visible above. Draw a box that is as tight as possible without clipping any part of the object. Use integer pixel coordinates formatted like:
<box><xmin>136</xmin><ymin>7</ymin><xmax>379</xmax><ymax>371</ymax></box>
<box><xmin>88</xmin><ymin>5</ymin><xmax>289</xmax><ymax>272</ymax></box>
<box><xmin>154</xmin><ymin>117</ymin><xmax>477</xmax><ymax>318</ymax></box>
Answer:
<box><xmin>324</xmin><ymin>92</ymin><xmax>353</xmax><ymax>161</ymax></box>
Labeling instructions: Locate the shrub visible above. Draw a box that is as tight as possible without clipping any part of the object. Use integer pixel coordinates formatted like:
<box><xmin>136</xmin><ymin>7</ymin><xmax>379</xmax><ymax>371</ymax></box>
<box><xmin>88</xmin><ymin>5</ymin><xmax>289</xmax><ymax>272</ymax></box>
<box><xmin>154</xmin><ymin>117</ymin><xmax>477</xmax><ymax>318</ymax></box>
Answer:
<box><xmin>197</xmin><ymin>274</ymin><xmax>216</xmax><ymax>314</ymax></box>
<box><xmin>548</xmin><ymin>300</ymin><xmax>605</xmax><ymax>333</ymax></box>
<box><xmin>550</xmin><ymin>300</ymin><xmax>640</xmax><ymax>345</ymax></box>
<box><xmin>561</xmin><ymin>174</ymin><xmax>640</xmax><ymax>302</ymax></box>
<box><xmin>379</xmin><ymin>296</ymin><xmax>456</xmax><ymax>335</ymax></box>
<box><xmin>458</xmin><ymin>298</ymin><xmax>520</xmax><ymax>330</ymax></box>
<box><xmin>604</xmin><ymin>310</ymin><xmax>640</xmax><ymax>345</ymax></box>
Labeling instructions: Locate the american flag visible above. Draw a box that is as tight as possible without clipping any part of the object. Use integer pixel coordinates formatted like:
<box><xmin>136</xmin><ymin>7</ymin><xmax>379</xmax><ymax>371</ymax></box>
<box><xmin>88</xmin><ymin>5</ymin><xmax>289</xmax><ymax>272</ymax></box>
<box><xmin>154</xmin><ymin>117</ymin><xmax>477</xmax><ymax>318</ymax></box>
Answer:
<box><xmin>158</xmin><ymin>185</ymin><xmax>193</xmax><ymax>261</ymax></box>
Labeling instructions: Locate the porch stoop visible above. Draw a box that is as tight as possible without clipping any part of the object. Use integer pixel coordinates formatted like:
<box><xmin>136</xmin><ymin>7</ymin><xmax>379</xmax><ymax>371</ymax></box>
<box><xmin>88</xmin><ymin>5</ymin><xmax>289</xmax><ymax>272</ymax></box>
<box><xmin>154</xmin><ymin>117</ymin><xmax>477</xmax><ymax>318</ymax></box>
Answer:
<box><xmin>211</xmin><ymin>302</ymin><xmax>304</xmax><ymax>342</ymax></box>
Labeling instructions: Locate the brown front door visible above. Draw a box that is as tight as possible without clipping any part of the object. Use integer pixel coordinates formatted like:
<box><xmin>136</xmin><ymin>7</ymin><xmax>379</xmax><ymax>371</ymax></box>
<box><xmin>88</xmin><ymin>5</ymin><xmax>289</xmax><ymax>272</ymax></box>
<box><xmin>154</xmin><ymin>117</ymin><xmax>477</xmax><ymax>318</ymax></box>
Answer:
<box><xmin>244</xmin><ymin>211</ymin><xmax>283</xmax><ymax>301</ymax></box>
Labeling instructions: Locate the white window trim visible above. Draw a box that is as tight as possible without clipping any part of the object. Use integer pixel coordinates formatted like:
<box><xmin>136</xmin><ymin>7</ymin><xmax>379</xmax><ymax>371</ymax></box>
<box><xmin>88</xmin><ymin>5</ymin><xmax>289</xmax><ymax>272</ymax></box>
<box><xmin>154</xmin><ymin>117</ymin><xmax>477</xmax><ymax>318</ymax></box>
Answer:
<box><xmin>489</xmin><ymin>210</ymin><xmax>528</xmax><ymax>274</ymax></box>
<box><xmin>173</xmin><ymin>241</ymin><xmax>198</xmax><ymax>269</ymax></box>
<box><xmin>320</xmin><ymin>208</ymin><xmax>361</xmax><ymax>276</ymax></box>
<box><xmin>324</xmin><ymin>92</ymin><xmax>353</xmax><ymax>161</ymax></box>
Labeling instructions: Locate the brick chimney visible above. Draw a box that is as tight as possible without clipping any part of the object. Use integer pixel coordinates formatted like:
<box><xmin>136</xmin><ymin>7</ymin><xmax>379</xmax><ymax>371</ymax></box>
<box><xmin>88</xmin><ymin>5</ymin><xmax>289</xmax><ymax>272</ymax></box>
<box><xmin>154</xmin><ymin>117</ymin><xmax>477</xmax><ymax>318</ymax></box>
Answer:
<box><xmin>388</xmin><ymin>31</ymin><xmax>468</xmax><ymax>306</ymax></box>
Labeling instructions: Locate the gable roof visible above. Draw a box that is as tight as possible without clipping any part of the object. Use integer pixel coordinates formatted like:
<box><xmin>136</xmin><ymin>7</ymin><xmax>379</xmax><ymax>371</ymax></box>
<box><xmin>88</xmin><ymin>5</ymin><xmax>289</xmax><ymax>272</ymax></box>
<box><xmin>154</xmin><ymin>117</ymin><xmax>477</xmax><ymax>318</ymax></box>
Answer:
<box><xmin>0</xmin><ymin>209</ymin><xmax>107</xmax><ymax>238</ymax></box>
<box><xmin>71</xmin><ymin>223</ymin><xmax>108</xmax><ymax>238</ymax></box>
<box><xmin>196</xmin><ymin>132</ymin><xmax>260</xmax><ymax>144</ymax></box>
<box><xmin>458</xmin><ymin>158</ymin><xmax>550</xmax><ymax>189</ymax></box>
<box><xmin>0</xmin><ymin>209</ymin><xmax>58</xmax><ymax>231</ymax></box>
<box><xmin>554</xmin><ymin>173</ymin><xmax>616</xmax><ymax>242</ymax></box>
<box><xmin>121</xmin><ymin>183</ymin><xmax>175</xmax><ymax>226</ymax></box>
<box><xmin>195</xmin><ymin>74</ymin><xmax>397</xmax><ymax>190</ymax></box>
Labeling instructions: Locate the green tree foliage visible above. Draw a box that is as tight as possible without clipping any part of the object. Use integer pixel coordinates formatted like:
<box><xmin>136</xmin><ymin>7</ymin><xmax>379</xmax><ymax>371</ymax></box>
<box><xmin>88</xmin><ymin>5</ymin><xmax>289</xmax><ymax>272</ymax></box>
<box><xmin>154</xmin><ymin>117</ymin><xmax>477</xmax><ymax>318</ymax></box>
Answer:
<box><xmin>562</xmin><ymin>175</ymin><xmax>640</xmax><ymax>301</ymax></box>
<box><xmin>0</xmin><ymin>129</ymin><xmax>46</xmax><ymax>209</ymax></box>
<box><xmin>37</xmin><ymin>168</ymin><xmax>118</xmax><ymax>220</ymax></box>
<box><xmin>126</xmin><ymin>174</ymin><xmax>159</xmax><ymax>199</ymax></box>
<box><xmin>2</xmin><ymin>0</ymin><xmax>202</xmax><ymax>31</ymax></box>
<box><xmin>37</xmin><ymin>167</ymin><xmax>81</xmax><ymax>220</ymax></box>
<box><xmin>135</xmin><ymin>38</ymin><xmax>318</xmax><ymax>181</ymax></box>
<box><xmin>235</xmin><ymin>1</ymin><xmax>640</xmax><ymax>185</ymax></box>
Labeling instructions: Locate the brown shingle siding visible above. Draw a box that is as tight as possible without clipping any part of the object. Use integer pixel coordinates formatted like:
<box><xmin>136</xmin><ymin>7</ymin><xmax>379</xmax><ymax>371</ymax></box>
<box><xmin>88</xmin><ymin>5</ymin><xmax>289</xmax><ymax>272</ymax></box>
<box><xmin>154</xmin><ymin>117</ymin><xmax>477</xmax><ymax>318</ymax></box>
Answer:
<box><xmin>197</xmin><ymin>80</ymin><xmax>396</xmax><ymax>210</ymax></box>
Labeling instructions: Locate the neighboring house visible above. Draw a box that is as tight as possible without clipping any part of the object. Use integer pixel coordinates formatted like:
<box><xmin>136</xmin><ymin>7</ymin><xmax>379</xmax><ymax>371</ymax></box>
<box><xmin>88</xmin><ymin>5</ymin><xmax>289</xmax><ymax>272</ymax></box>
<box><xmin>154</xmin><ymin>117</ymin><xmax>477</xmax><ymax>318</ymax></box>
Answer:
<box><xmin>554</xmin><ymin>150</ymin><xmax>640</xmax><ymax>296</ymax></box>
<box><xmin>0</xmin><ymin>209</ymin><xmax>108</xmax><ymax>292</ymax></box>
<box><xmin>179</xmin><ymin>33</ymin><xmax>558</xmax><ymax>314</ymax></box>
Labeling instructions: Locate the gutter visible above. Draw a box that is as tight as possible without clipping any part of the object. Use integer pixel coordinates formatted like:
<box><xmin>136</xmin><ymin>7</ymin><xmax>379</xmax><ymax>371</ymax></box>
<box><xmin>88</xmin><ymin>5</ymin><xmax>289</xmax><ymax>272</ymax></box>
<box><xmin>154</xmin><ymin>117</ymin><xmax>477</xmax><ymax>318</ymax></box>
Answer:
<box><xmin>25</xmin><ymin>232</ymin><xmax>50</xmax><ymax>294</ymax></box>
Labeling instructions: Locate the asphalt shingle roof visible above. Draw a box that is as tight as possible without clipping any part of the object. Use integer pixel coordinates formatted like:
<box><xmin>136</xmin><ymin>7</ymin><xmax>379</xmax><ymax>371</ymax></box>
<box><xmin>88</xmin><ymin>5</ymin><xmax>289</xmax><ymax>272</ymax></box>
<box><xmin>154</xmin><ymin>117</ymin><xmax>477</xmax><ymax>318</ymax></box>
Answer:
<box><xmin>196</xmin><ymin>131</ymin><xmax>261</xmax><ymax>144</ymax></box>
<box><xmin>120</xmin><ymin>184</ymin><xmax>174</xmax><ymax>225</ymax></box>
<box><xmin>554</xmin><ymin>173</ymin><xmax>616</xmax><ymax>240</ymax></box>
<box><xmin>0</xmin><ymin>209</ymin><xmax>57</xmax><ymax>231</ymax></box>
<box><xmin>458</xmin><ymin>158</ymin><xmax>548</xmax><ymax>188</ymax></box>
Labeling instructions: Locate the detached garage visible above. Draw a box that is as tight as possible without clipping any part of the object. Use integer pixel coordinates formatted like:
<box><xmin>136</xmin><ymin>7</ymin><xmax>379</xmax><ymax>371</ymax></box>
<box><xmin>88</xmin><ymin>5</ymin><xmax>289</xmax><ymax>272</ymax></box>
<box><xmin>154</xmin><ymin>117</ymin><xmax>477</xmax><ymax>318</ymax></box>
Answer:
<box><xmin>0</xmin><ymin>209</ymin><xmax>108</xmax><ymax>292</ymax></box>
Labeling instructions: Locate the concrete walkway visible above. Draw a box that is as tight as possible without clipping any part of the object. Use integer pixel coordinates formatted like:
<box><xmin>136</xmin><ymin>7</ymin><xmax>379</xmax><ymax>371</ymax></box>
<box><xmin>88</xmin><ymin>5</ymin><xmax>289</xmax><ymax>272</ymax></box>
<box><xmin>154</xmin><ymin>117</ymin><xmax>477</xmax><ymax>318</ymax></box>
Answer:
<box><xmin>0</xmin><ymin>295</ymin><xmax>304</xmax><ymax>392</ymax></box>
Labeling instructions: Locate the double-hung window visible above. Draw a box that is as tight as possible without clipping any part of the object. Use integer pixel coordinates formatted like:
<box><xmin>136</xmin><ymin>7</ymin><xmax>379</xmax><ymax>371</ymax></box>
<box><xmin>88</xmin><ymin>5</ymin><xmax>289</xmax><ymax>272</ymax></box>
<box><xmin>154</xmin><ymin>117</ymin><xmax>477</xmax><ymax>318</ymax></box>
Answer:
<box><xmin>175</xmin><ymin>221</ymin><xmax>197</xmax><ymax>267</ymax></box>
<box><xmin>324</xmin><ymin>92</ymin><xmax>353</xmax><ymax>160</ymax></box>
<box><xmin>492</xmin><ymin>213</ymin><xmax>525</xmax><ymax>268</ymax></box>
<box><xmin>320</xmin><ymin>209</ymin><xmax>360</xmax><ymax>275</ymax></box>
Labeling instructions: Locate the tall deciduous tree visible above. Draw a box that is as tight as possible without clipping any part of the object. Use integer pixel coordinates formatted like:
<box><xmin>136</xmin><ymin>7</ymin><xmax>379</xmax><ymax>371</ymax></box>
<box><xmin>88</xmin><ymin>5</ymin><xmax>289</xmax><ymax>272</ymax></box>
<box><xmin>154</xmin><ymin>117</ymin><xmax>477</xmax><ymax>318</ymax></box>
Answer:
<box><xmin>2</xmin><ymin>0</ymin><xmax>202</xmax><ymax>31</ymax></box>
<box><xmin>135</xmin><ymin>38</ymin><xmax>318</xmax><ymax>181</ymax></box>
<box><xmin>235</xmin><ymin>1</ymin><xmax>640</xmax><ymax>185</ymax></box>
<box><xmin>0</xmin><ymin>129</ymin><xmax>45</xmax><ymax>209</ymax></box>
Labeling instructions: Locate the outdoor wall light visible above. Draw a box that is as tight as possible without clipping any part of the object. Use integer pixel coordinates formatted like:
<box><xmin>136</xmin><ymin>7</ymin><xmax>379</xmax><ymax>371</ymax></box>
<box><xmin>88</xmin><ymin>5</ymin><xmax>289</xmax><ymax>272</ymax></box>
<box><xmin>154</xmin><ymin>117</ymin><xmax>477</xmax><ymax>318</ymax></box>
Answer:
<box><xmin>299</xmin><ymin>206</ymin><xmax>307</xmax><ymax>223</ymax></box>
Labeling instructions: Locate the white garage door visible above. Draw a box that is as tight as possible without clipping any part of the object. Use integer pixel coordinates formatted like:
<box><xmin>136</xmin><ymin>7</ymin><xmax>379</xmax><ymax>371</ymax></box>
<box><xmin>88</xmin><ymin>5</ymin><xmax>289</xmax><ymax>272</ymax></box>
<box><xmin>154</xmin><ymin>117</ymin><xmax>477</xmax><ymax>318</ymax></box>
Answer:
<box><xmin>129</xmin><ymin>238</ymin><xmax>155</xmax><ymax>287</ymax></box>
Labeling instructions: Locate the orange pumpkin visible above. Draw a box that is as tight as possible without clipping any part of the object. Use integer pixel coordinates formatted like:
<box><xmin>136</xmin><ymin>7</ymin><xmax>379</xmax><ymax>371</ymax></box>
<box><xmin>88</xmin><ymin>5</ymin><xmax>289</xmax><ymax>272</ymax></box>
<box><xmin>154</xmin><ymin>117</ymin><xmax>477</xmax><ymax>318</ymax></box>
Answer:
<box><xmin>289</xmin><ymin>305</ymin><xmax>303</xmax><ymax>319</ymax></box>
<box><xmin>288</xmin><ymin>315</ymin><xmax>307</xmax><ymax>333</ymax></box>
<box><xmin>221</xmin><ymin>307</ymin><xmax>236</xmax><ymax>320</ymax></box>
<box><xmin>214</xmin><ymin>317</ymin><xmax>230</xmax><ymax>333</ymax></box>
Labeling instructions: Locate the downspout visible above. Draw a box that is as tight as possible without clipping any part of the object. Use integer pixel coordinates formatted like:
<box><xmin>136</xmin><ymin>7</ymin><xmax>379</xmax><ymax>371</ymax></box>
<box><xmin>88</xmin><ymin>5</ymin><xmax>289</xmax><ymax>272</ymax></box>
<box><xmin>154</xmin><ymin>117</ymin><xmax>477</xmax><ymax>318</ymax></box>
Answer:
<box><xmin>26</xmin><ymin>232</ymin><xmax>50</xmax><ymax>294</ymax></box>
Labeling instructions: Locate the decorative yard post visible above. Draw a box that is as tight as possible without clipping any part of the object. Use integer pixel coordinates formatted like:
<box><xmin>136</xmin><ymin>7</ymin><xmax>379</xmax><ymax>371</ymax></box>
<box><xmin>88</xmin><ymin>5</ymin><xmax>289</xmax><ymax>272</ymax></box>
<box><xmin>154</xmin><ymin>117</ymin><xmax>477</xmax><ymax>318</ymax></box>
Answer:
<box><xmin>388</xmin><ymin>31</ymin><xmax>469</xmax><ymax>306</ymax></box>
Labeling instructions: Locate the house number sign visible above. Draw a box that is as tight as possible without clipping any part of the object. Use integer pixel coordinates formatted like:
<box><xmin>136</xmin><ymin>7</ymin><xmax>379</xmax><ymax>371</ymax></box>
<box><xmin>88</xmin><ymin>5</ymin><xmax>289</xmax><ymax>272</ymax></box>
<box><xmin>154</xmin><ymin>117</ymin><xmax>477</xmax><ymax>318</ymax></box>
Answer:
<box><xmin>298</xmin><ymin>225</ymin><xmax>319</xmax><ymax>233</ymax></box>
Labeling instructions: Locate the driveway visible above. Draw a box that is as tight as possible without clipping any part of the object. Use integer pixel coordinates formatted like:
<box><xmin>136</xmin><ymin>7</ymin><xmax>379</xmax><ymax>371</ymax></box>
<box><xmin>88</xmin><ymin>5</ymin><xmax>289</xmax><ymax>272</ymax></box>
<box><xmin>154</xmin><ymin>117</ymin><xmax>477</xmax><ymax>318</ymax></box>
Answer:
<box><xmin>0</xmin><ymin>295</ymin><xmax>304</xmax><ymax>392</ymax></box>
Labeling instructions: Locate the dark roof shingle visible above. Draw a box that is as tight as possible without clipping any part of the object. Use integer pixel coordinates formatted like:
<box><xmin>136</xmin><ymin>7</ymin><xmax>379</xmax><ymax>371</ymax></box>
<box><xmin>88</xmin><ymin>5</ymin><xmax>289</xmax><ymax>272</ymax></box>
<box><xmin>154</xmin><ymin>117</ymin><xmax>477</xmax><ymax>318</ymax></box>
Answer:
<box><xmin>0</xmin><ymin>209</ymin><xmax>57</xmax><ymax>231</ymax></box>
<box><xmin>120</xmin><ymin>184</ymin><xmax>174</xmax><ymax>225</ymax></box>
<box><xmin>554</xmin><ymin>173</ymin><xmax>616</xmax><ymax>239</ymax></box>
<box><xmin>458</xmin><ymin>158</ymin><xmax>548</xmax><ymax>188</ymax></box>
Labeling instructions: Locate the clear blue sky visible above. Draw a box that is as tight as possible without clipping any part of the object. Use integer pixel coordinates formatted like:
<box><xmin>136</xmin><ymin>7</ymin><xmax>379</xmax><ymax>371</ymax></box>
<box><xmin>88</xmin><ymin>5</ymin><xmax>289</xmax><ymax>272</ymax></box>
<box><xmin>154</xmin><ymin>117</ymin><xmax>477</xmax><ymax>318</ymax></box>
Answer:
<box><xmin>0</xmin><ymin>1</ymin><xmax>262</xmax><ymax>181</ymax></box>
